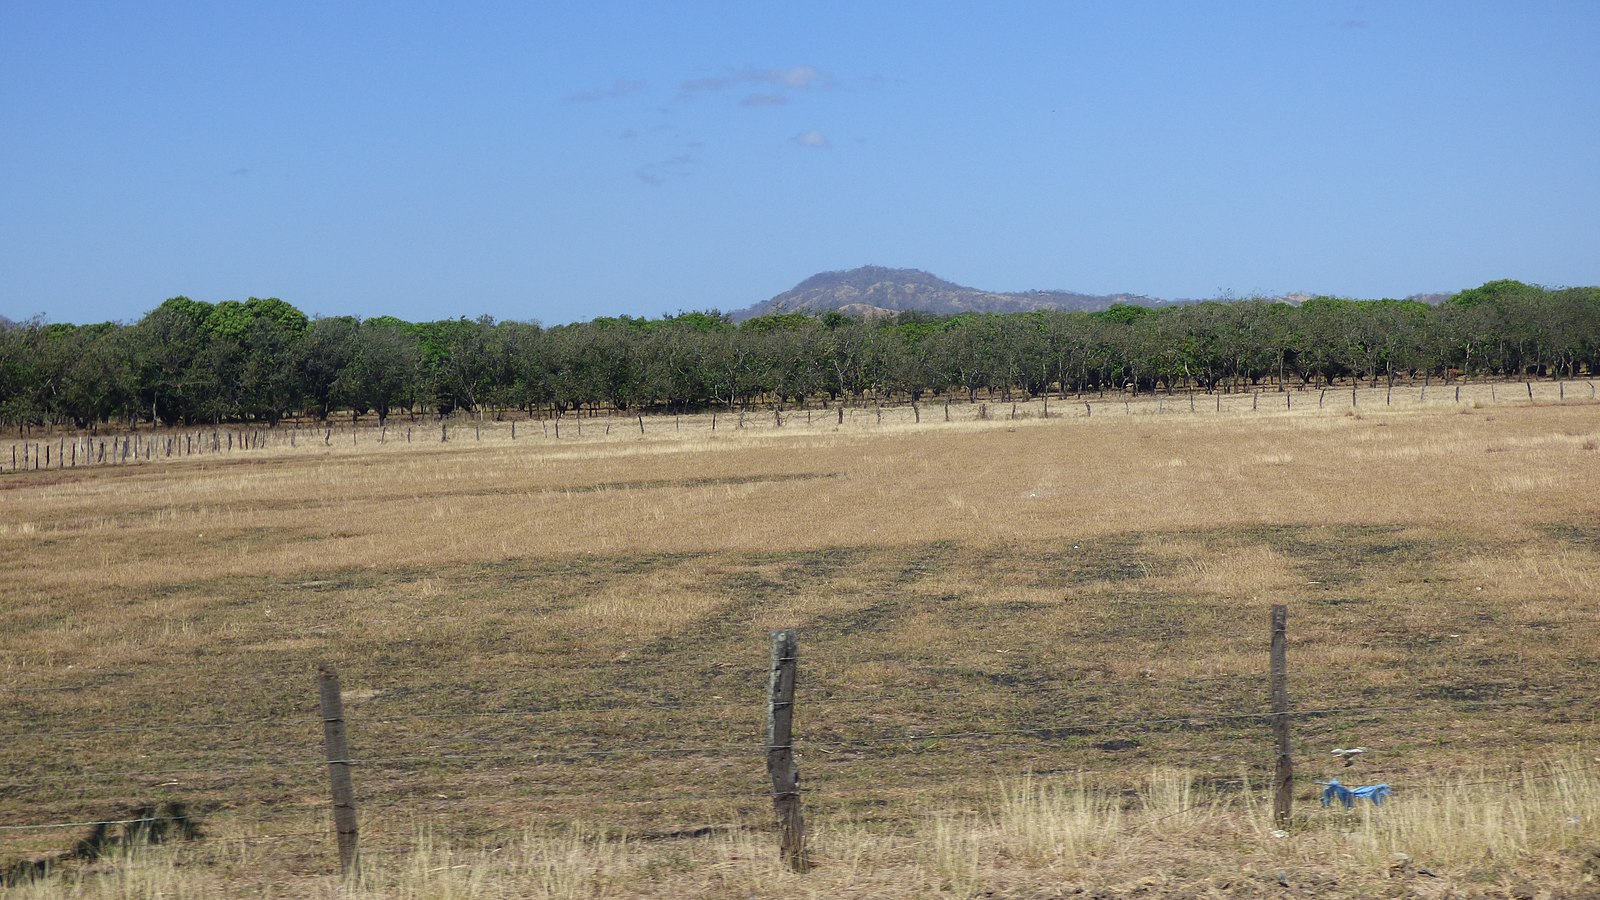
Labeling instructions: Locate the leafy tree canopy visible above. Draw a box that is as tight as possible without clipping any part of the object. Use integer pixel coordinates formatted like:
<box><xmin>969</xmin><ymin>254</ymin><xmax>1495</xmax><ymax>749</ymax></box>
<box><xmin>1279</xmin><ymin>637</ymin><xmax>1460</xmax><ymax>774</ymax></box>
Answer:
<box><xmin>1450</xmin><ymin>279</ymin><xmax>1540</xmax><ymax>308</ymax></box>
<box><xmin>151</xmin><ymin>295</ymin><xmax>214</xmax><ymax>327</ymax></box>
<box><xmin>1096</xmin><ymin>303</ymin><xmax>1155</xmax><ymax>325</ymax></box>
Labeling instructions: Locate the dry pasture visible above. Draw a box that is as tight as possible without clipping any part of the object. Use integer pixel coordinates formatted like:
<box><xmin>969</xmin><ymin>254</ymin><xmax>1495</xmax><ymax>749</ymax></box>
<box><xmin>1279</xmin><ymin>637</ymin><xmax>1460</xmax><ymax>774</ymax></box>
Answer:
<box><xmin>3</xmin><ymin>385</ymin><xmax>1600</xmax><ymax>897</ymax></box>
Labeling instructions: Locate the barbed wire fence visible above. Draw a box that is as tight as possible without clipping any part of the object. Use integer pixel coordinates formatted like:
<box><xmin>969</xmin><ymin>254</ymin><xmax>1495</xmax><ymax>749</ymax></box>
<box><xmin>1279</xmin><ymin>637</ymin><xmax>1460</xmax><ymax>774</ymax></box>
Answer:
<box><xmin>2</xmin><ymin>604</ymin><xmax>1598</xmax><ymax>885</ymax></box>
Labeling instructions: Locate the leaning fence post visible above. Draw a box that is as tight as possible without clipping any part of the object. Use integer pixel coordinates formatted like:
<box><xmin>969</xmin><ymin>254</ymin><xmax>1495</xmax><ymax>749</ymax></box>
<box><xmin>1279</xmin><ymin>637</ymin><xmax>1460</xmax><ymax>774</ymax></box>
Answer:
<box><xmin>766</xmin><ymin>629</ymin><xmax>810</xmax><ymax>873</ymax></box>
<box><xmin>317</xmin><ymin>663</ymin><xmax>360</xmax><ymax>879</ymax></box>
<box><xmin>1270</xmin><ymin>604</ymin><xmax>1293</xmax><ymax>828</ymax></box>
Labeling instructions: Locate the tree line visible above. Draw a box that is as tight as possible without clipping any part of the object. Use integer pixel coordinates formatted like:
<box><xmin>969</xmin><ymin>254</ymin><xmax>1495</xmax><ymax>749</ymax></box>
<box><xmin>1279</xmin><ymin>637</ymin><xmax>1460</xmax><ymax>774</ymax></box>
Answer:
<box><xmin>1</xmin><ymin>279</ymin><xmax>1596</xmax><ymax>429</ymax></box>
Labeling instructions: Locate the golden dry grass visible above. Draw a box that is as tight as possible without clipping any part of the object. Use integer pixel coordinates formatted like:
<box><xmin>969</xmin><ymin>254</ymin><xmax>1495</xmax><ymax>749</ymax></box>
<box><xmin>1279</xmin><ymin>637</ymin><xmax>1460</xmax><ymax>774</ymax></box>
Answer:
<box><xmin>3</xmin><ymin>383</ymin><xmax>1600</xmax><ymax>896</ymax></box>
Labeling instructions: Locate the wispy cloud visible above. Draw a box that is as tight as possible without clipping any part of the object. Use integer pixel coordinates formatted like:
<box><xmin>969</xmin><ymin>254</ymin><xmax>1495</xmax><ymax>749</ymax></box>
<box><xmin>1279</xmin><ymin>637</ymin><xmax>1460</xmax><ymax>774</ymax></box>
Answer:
<box><xmin>792</xmin><ymin>130</ymin><xmax>831</xmax><ymax>149</ymax></box>
<box><xmin>635</xmin><ymin>153</ymin><xmax>698</xmax><ymax>187</ymax></box>
<box><xmin>1329</xmin><ymin>4</ymin><xmax>1369</xmax><ymax>29</ymax></box>
<box><xmin>740</xmin><ymin>94</ymin><xmax>788</xmax><ymax>108</ymax></box>
<box><xmin>772</xmin><ymin>65</ymin><xmax>825</xmax><ymax>88</ymax></box>
<box><xmin>681</xmin><ymin>65</ymin><xmax>831</xmax><ymax>96</ymax></box>
<box><xmin>567</xmin><ymin>79</ymin><xmax>647</xmax><ymax>103</ymax></box>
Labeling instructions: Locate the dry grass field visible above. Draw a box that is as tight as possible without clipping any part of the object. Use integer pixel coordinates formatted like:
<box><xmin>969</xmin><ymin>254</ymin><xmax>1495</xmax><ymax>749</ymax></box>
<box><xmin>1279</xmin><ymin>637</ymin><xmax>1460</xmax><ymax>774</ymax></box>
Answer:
<box><xmin>3</xmin><ymin>382</ymin><xmax>1600</xmax><ymax>898</ymax></box>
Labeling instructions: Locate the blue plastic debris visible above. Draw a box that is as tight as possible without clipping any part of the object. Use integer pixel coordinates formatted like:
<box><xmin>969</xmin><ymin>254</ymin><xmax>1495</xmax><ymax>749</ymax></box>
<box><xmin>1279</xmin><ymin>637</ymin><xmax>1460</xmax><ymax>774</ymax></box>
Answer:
<box><xmin>1317</xmin><ymin>778</ymin><xmax>1391</xmax><ymax>808</ymax></box>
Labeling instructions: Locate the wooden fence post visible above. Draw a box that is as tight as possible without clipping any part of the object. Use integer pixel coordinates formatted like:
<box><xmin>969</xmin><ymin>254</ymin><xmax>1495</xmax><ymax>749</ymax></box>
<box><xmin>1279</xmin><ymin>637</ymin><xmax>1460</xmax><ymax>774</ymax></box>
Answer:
<box><xmin>766</xmin><ymin>629</ymin><xmax>809</xmax><ymax>873</ymax></box>
<box><xmin>317</xmin><ymin>663</ymin><xmax>360</xmax><ymax>879</ymax></box>
<box><xmin>1270</xmin><ymin>604</ymin><xmax>1292</xmax><ymax>828</ymax></box>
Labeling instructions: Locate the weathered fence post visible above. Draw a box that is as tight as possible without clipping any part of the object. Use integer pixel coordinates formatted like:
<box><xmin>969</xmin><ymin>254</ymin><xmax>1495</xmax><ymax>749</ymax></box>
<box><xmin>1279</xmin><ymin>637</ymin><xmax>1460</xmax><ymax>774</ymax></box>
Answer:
<box><xmin>1270</xmin><ymin>604</ymin><xmax>1292</xmax><ymax>828</ymax></box>
<box><xmin>317</xmin><ymin>663</ymin><xmax>360</xmax><ymax>879</ymax></box>
<box><xmin>766</xmin><ymin>629</ymin><xmax>809</xmax><ymax>873</ymax></box>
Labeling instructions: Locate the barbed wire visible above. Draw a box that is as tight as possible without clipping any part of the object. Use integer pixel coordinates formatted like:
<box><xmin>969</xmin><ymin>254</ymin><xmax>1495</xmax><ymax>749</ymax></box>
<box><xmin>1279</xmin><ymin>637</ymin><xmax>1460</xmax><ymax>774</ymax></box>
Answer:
<box><xmin>0</xmin><ymin>757</ymin><xmax>326</xmax><ymax>789</ymax></box>
<box><xmin>3</xmin><ymin>689</ymin><xmax>1591</xmax><ymax>787</ymax></box>
<box><xmin>11</xmin><ymin>659</ymin><xmax>1594</xmax><ymax>743</ymax></box>
<box><xmin>8</xmin><ymin>757</ymin><xmax>1597</xmax><ymax>845</ymax></box>
<box><xmin>0</xmin><ymin>816</ymin><xmax>188</xmax><ymax>833</ymax></box>
<box><xmin>0</xmin><ymin>716</ymin><xmax>312</xmax><ymax>741</ymax></box>
<box><xmin>798</xmin><ymin>695</ymin><xmax>1598</xmax><ymax>751</ymax></box>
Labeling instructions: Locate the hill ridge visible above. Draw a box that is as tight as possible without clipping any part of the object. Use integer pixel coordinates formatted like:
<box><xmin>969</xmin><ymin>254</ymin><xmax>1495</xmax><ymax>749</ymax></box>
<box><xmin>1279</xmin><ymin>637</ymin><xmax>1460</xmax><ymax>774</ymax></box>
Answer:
<box><xmin>731</xmin><ymin>266</ymin><xmax>1183</xmax><ymax>321</ymax></box>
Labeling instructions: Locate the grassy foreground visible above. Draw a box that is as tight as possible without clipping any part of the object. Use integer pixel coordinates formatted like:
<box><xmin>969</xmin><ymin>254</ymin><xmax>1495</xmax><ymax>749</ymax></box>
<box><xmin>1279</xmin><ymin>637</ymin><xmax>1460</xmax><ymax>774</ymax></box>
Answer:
<box><xmin>2</xmin><ymin>385</ymin><xmax>1599</xmax><ymax>896</ymax></box>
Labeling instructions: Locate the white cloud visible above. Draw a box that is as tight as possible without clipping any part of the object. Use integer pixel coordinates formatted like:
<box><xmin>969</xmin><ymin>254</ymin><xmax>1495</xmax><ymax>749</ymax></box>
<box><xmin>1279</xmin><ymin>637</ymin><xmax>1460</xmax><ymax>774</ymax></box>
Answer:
<box><xmin>792</xmin><ymin>130</ymin><xmax>831</xmax><ymax>149</ymax></box>
<box><xmin>681</xmin><ymin>65</ymin><xmax>832</xmax><ymax>96</ymax></box>
<box><xmin>774</xmin><ymin>65</ymin><xmax>823</xmax><ymax>89</ymax></box>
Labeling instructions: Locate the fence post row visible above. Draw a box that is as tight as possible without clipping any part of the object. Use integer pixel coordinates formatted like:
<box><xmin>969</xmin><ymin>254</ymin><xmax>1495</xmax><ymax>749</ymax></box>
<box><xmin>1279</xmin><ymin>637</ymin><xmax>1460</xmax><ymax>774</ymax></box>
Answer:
<box><xmin>766</xmin><ymin>629</ymin><xmax>810</xmax><ymax>873</ymax></box>
<box><xmin>317</xmin><ymin>663</ymin><xmax>361</xmax><ymax>880</ymax></box>
<box><xmin>1270</xmin><ymin>604</ymin><xmax>1293</xmax><ymax>828</ymax></box>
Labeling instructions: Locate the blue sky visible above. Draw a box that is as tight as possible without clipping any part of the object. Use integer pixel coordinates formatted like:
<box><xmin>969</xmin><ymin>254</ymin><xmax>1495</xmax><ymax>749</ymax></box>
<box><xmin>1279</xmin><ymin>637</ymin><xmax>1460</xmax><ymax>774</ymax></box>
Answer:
<box><xmin>3</xmin><ymin>1</ymin><xmax>1597</xmax><ymax>325</ymax></box>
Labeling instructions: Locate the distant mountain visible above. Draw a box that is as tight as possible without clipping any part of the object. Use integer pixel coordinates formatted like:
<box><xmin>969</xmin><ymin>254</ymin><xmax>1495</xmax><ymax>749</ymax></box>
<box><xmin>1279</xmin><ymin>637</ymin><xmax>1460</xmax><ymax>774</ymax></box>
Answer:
<box><xmin>729</xmin><ymin>266</ymin><xmax>1187</xmax><ymax>321</ymax></box>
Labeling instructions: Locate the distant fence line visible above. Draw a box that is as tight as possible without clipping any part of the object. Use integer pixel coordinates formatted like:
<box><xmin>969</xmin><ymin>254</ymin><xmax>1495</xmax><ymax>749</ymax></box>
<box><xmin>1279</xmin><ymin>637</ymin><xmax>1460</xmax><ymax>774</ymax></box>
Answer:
<box><xmin>3</xmin><ymin>378</ymin><xmax>1596</xmax><ymax>478</ymax></box>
